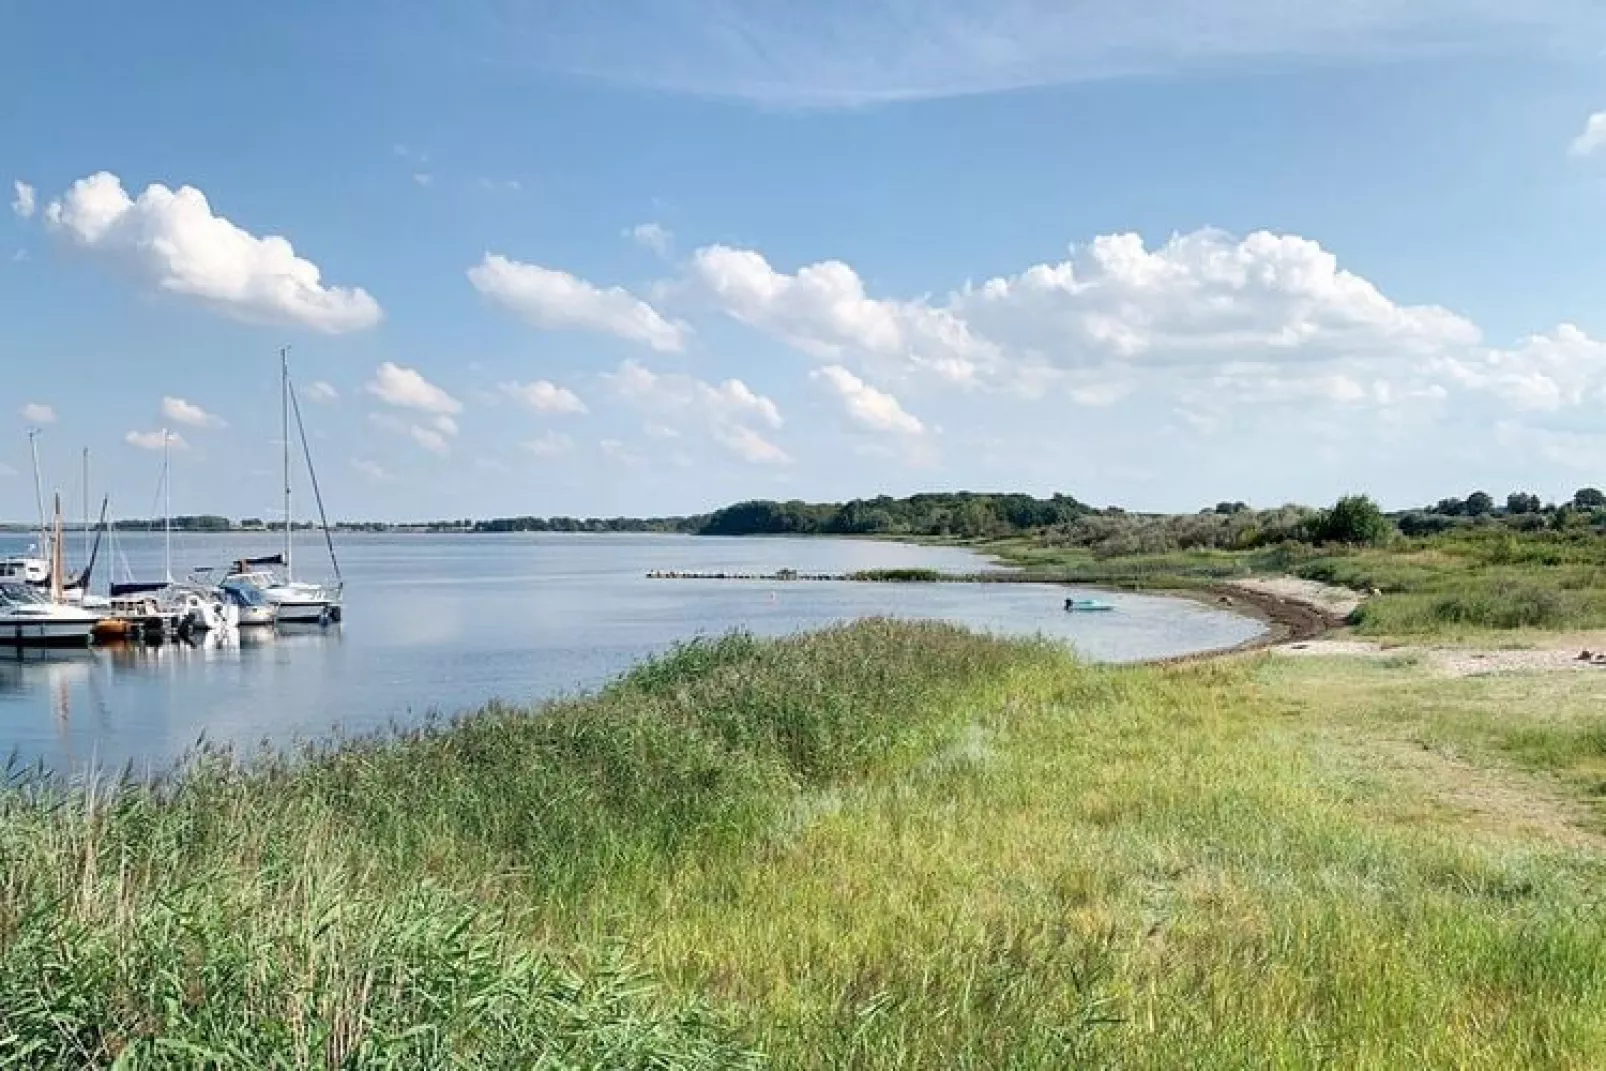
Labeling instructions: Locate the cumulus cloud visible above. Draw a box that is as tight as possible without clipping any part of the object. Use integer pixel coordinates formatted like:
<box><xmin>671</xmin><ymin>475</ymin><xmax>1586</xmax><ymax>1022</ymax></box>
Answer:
<box><xmin>605</xmin><ymin>358</ymin><xmax>788</xmax><ymax>464</ymax></box>
<box><xmin>712</xmin><ymin>424</ymin><xmax>792</xmax><ymax>464</ymax></box>
<box><xmin>302</xmin><ymin>380</ymin><xmax>339</xmax><ymax>404</ymax></box>
<box><xmin>811</xmin><ymin>365</ymin><xmax>925</xmax><ymax>435</ymax></box>
<box><xmin>626</xmin><ymin>222</ymin><xmax>673</xmax><ymax>257</ymax></box>
<box><xmin>500</xmin><ymin>379</ymin><xmax>589</xmax><ymax>414</ymax></box>
<box><xmin>19</xmin><ymin>402</ymin><xmax>55</xmax><ymax>424</ymax></box>
<box><xmin>1434</xmin><ymin>324</ymin><xmax>1606</xmax><ymax>411</ymax></box>
<box><xmin>125</xmin><ymin>429</ymin><xmax>187</xmax><ymax>451</ymax></box>
<box><xmin>690</xmin><ymin>244</ymin><xmax>994</xmax><ymax>379</ymax></box>
<box><xmin>953</xmin><ymin>229</ymin><xmax>1480</xmax><ymax>370</ymax></box>
<box><xmin>42</xmin><ymin>172</ymin><xmax>381</xmax><ymax>332</ymax></box>
<box><xmin>365</xmin><ymin>362</ymin><xmax>462</xmax><ymax>414</ymax></box>
<box><xmin>11</xmin><ymin>181</ymin><xmax>35</xmax><ymax>219</ymax></box>
<box><xmin>351</xmin><ymin>458</ymin><xmax>392</xmax><ymax>480</ymax></box>
<box><xmin>161</xmin><ymin>395</ymin><xmax>226</xmax><ymax>428</ymax></box>
<box><xmin>525</xmin><ymin>431</ymin><xmax>575</xmax><ymax>457</ymax></box>
<box><xmin>468</xmin><ymin>253</ymin><xmax>687</xmax><ymax>351</ymax></box>
<box><xmin>1570</xmin><ymin>112</ymin><xmax>1606</xmax><ymax>157</ymax></box>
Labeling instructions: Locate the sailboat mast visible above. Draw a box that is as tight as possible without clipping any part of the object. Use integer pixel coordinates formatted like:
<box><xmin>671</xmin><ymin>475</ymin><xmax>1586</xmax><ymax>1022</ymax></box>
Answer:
<box><xmin>281</xmin><ymin>346</ymin><xmax>292</xmax><ymax>580</ymax></box>
<box><xmin>82</xmin><ymin>447</ymin><xmax>90</xmax><ymax>567</ymax></box>
<box><xmin>28</xmin><ymin>428</ymin><xmax>46</xmax><ymax>557</ymax></box>
<box><xmin>163</xmin><ymin>429</ymin><xmax>172</xmax><ymax>582</ymax></box>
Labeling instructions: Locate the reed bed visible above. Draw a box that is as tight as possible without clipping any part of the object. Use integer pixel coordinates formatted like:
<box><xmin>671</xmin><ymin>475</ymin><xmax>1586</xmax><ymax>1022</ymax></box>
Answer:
<box><xmin>2</xmin><ymin>620</ymin><xmax>1603</xmax><ymax>1067</ymax></box>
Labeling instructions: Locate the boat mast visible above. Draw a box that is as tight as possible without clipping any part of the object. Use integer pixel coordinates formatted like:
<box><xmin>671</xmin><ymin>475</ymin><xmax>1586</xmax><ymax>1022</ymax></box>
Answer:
<box><xmin>161</xmin><ymin>429</ymin><xmax>174</xmax><ymax>582</ymax></box>
<box><xmin>28</xmin><ymin>428</ymin><xmax>46</xmax><ymax>558</ymax></box>
<box><xmin>82</xmin><ymin>447</ymin><xmax>90</xmax><ymax>567</ymax></box>
<box><xmin>50</xmin><ymin>493</ymin><xmax>64</xmax><ymax>603</ymax></box>
<box><xmin>281</xmin><ymin>346</ymin><xmax>292</xmax><ymax>580</ymax></box>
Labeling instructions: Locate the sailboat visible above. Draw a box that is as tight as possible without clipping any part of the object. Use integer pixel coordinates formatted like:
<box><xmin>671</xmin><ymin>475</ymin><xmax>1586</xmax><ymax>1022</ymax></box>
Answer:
<box><xmin>1</xmin><ymin>495</ymin><xmax>98</xmax><ymax>647</ymax></box>
<box><xmin>1</xmin><ymin>435</ymin><xmax>105</xmax><ymax>604</ymax></box>
<box><xmin>201</xmin><ymin>348</ymin><xmax>343</xmax><ymax>626</ymax></box>
<box><xmin>103</xmin><ymin>430</ymin><xmax>238</xmax><ymax>639</ymax></box>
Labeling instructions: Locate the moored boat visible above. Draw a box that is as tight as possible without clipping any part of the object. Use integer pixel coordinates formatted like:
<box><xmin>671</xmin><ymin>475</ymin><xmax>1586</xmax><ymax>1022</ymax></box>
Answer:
<box><xmin>1064</xmin><ymin>597</ymin><xmax>1115</xmax><ymax>612</ymax></box>
<box><xmin>0</xmin><ymin>582</ymin><xmax>98</xmax><ymax>647</ymax></box>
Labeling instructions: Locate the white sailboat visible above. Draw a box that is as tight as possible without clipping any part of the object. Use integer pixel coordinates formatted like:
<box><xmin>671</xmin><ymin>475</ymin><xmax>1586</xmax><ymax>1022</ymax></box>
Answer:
<box><xmin>203</xmin><ymin>348</ymin><xmax>343</xmax><ymax>626</ymax></box>
<box><xmin>1</xmin><ymin>496</ymin><xmax>97</xmax><ymax>647</ymax></box>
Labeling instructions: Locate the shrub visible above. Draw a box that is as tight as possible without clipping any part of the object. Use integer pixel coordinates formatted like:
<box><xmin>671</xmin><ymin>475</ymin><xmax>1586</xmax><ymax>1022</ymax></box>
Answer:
<box><xmin>1311</xmin><ymin>495</ymin><xmax>1392</xmax><ymax>547</ymax></box>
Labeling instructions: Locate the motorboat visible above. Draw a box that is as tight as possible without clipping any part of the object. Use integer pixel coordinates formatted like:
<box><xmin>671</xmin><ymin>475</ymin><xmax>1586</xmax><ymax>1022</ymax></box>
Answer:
<box><xmin>1064</xmin><ymin>597</ymin><xmax>1115</xmax><ymax>612</ymax></box>
<box><xmin>0</xmin><ymin>582</ymin><xmax>99</xmax><ymax>647</ymax></box>
<box><xmin>215</xmin><ymin>559</ymin><xmax>340</xmax><ymax>624</ymax></box>
<box><xmin>218</xmin><ymin>580</ymin><xmax>278</xmax><ymax>627</ymax></box>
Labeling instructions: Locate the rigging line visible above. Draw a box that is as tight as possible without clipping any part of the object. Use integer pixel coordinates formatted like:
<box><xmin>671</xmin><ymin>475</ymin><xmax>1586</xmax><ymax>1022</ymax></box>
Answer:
<box><xmin>287</xmin><ymin>376</ymin><xmax>341</xmax><ymax>583</ymax></box>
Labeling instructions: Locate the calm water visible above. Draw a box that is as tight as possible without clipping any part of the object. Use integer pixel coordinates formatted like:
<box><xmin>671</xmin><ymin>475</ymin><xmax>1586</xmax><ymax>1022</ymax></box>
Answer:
<box><xmin>0</xmin><ymin>532</ymin><xmax>1263</xmax><ymax>774</ymax></box>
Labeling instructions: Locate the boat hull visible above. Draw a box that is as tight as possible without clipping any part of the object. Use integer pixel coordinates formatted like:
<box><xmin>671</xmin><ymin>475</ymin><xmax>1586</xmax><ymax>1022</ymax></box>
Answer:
<box><xmin>1</xmin><ymin>618</ymin><xmax>96</xmax><ymax>647</ymax></box>
<box><xmin>272</xmin><ymin>599</ymin><xmax>335</xmax><ymax>625</ymax></box>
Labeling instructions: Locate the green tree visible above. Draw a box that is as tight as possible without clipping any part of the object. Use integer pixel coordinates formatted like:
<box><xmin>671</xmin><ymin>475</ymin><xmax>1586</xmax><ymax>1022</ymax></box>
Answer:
<box><xmin>1465</xmin><ymin>491</ymin><xmax>1494</xmax><ymax>517</ymax></box>
<box><xmin>1312</xmin><ymin>495</ymin><xmax>1391</xmax><ymax>546</ymax></box>
<box><xmin>1572</xmin><ymin>487</ymin><xmax>1606</xmax><ymax>509</ymax></box>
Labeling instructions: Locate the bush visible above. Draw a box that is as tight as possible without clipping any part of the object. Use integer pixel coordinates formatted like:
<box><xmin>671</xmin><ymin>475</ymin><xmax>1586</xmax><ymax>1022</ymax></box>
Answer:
<box><xmin>1311</xmin><ymin>495</ymin><xmax>1392</xmax><ymax>547</ymax></box>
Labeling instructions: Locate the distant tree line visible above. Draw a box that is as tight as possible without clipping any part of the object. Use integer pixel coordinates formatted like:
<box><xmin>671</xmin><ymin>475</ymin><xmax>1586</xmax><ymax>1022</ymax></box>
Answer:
<box><xmin>696</xmin><ymin>493</ymin><xmax>1092</xmax><ymax>539</ymax></box>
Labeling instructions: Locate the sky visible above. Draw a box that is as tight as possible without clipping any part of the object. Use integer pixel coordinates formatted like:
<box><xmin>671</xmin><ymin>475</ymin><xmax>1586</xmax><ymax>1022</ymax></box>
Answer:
<box><xmin>6</xmin><ymin>1</ymin><xmax>1606</xmax><ymax>521</ymax></box>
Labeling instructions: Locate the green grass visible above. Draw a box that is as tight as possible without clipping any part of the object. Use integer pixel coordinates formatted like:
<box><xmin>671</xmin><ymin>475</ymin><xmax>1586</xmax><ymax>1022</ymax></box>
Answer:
<box><xmin>4</xmin><ymin>622</ymin><xmax>1605</xmax><ymax>1067</ymax></box>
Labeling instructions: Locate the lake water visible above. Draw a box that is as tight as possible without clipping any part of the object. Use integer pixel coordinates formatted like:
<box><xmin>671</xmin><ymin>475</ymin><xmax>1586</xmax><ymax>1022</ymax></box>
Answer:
<box><xmin>0</xmin><ymin>532</ymin><xmax>1263</xmax><ymax>775</ymax></box>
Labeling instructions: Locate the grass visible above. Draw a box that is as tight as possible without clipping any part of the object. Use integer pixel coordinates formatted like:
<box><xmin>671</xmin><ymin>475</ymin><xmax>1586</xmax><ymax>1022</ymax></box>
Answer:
<box><xmin>3</xmin><ymin>620</ymin><xmax>1604</xmax><ymax>1067</ymax></box>
<box><xmin>972</xmin><ymin>525</ymin><xmax>1606</xmax><ymax>638</ymax></box>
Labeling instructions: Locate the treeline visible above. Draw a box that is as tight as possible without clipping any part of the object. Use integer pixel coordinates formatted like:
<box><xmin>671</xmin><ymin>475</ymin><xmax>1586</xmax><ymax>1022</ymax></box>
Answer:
<box><xmin>470</xmin><ymin>516</ymin><xmax>699</xmax><ymax>534</ymax></box>
<box><xmin>112</xmin><ymin>515</ymin><xmax>234</xmax><ymax>532</ymax></box>
<box><xmin>698</xmin><ymin>493</ymin><xmax>1091</xmax><ymax>538</ymax></box>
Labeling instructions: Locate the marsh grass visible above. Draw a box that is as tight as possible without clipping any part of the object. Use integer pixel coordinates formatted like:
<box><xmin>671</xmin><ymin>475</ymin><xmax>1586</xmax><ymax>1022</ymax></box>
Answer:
<box><xmin>3</xmin><ymin>622</ymin><xmax>1604</xmax><ymax>1067</ymax></box>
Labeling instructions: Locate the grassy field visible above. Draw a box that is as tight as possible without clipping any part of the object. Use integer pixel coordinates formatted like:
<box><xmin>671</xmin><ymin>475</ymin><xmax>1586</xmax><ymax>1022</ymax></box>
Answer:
<box><xmin>970</xmin><ymin>525</ymin><xmax>1606</xmax><ymax>637</ymax></box>
<box><xmin>3</xmin><ymin>620</ymin><xmax>1603</xmax><ymax>1067</ymax></box>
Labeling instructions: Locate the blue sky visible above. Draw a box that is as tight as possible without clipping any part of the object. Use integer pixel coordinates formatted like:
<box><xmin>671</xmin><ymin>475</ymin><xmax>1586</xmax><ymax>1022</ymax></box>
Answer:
<box><xmin>6</xmin><ymin>1</ymin><xmax>1606</xmax><ymax>521</ymax></box>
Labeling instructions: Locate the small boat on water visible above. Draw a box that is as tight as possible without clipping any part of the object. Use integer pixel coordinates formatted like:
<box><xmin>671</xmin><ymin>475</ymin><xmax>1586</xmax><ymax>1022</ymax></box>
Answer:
<box><xmin>195</xmin><ymin>348</ymin><xmax>343</xmax><ymax>628</ymax></box>
<box><xmin>0</xmin><ymin>583</ymin><xmax>98</xmax><ymax>647</ymax></box>
<box><xmin>1064</xmin><ymin>597</ymin><xmax>1115</xmax><ymax>612</ymax></box>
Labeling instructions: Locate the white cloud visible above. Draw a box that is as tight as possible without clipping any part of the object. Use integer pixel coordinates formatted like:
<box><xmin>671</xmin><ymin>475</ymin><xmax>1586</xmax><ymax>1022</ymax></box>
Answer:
<box><xmin>468</xmin><ymin>253</ymin><xmax>687</xmax><ymax>351</ymax></box>
<box><xmin>42</xmin><ymin>172</ymin><xmax>380</xmax><ymax>332</ymax></box>
<box><xmin>605</xmin><ymin>359</ymin><xmax>788</xmax><ymax>464</ymax></box>
<box><xmin>525</xmin><ymin>431</ymin><xmax>575</xmax><ymax>457</ymax></box>
<box><xmin>811</xmin><ymin>365</ymin><xmax>925</xmax><ymax>435</ymax></box>
<box><xmin>409</xmin><ymin>425</ymin><xmax>452</xmax><ymax>455</ymax></box>
<box><xmin>365</xmin><ymin>362</ymin><xmax>462</xmax><ymax>414</ymax></box>
<box><xmin>500</xmin><ymin>379</ymin><xmax>589</xmax><ymax>415</ymax></box>
<box><xmin>302</xmin><ymin>380</ymin><xmax>339</xmax><ymax>404</ymax></box>
<box><xmin>125</xmin><ymin>429</ymin><xmax>187</xmax><ymax>451</ymax></box>
<box><xmin>161</xmin><ymin>395</ymin><xmax>226</xmax><ymax>428</ymax></box>
<box><xmin>1570</xmin><ymin>112</ymin><xmax>1606</xmax><ymax>157</ymax></box>
<box><xmin>690</xmin><ymin>244</ymin><xmax>994</xmax><ymax>378</ymax></box>
<box><xmin>626</xmin><ymin>222</ymin><xmax>673</xmax><ymax>257</ymax></box>
<box><xmin>11</xmin><ymin>181</ymin><xmax>35</xmax><ymax>219</ymax></box>
<box><xmin>954</xmin><ymin>229</ymin><xmax>1478</xmax><ymax>371</ymax></box>
<box><xmin>367</xmin><ymin>370</ymin><xmax>462</xmax><ymax>456</ymax></box>
<box><xmin>412</xmin><ymin>172</ymin><xmax>434</xmax><ymax>187</ymax></box>
<box><xmin>351</xmin><ymin>458</ymin><xmax>392</xmax><ymax>481</ymax></box>
<box><xmin>19</xmin><ymin>402</ymin><xmax>56</xmax><ymax>424</ymax></box>
<box><xmin>711</xmin><ymin>424</ymin><xmax>792</xmax><ymax>464</ymax></box>
<box><xmin>644</xmin><ymin>422</ymin><xmax>681</xmax><ymax>439</ymax></box>
<box><xmin>1434</xmin><ymin>324</ymin><xmax>1606</xmax><ymax>411</ymax></box>
<box><xmin>496</xmin><ymin>1</ymin><xmax>1596</xmax><ymax>107</ymax></box>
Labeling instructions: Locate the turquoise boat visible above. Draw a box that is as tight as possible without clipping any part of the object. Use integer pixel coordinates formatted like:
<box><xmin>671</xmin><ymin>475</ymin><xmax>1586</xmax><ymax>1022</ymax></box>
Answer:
<box><xmin>1064</xmin><ymin>597</ymin><xmax>1114</xmax><ymax>612</ymax></box>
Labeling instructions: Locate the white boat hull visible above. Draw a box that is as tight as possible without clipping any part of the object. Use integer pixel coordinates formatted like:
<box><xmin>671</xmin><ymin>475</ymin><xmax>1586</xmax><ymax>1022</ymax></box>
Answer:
<box><xmin>271</xmin><ymin>597</ymin><xmax>336</xmax><ymax>624</ymax></box>
<box><xmin>0</xmin><ymin>616</ymin><xmax>97</xmax><ymax>647</ymax></box>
